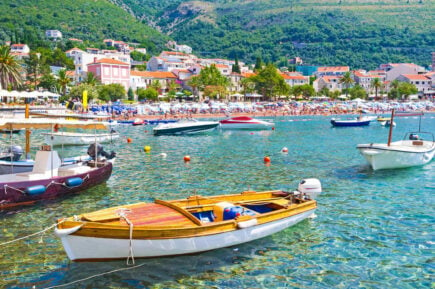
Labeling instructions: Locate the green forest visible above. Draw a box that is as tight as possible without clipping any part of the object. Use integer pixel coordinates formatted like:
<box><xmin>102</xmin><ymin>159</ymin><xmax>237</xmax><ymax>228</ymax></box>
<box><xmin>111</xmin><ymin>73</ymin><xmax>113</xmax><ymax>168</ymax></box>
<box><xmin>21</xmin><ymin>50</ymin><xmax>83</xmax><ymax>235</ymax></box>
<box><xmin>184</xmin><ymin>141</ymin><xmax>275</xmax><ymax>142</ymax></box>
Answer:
<box><xmin>0</xmin><ymin>0</ymin><xmax>433</xmax><ymax>69</ymax></box>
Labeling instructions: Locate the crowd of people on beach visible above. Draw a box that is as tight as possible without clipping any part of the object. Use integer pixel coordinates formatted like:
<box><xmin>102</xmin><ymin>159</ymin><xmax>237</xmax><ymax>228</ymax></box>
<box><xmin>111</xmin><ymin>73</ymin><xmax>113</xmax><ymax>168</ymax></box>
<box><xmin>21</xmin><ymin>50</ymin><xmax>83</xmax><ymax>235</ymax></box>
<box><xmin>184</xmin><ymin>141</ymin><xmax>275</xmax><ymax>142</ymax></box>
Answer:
<box><xmin>94</xmin><ymin>99</ymin><xmax>435</xmax><ymax>121</ymax></box>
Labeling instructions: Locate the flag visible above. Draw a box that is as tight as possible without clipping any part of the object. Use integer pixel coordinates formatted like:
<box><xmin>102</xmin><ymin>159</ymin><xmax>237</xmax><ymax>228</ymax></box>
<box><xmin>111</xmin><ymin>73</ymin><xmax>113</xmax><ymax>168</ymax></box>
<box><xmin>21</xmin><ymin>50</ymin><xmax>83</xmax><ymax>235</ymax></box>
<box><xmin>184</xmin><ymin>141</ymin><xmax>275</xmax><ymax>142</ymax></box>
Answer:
<box><xmin>83</xmin><ymin>90</ymin><xmax>88</xmax><ymax>109</ymax></box>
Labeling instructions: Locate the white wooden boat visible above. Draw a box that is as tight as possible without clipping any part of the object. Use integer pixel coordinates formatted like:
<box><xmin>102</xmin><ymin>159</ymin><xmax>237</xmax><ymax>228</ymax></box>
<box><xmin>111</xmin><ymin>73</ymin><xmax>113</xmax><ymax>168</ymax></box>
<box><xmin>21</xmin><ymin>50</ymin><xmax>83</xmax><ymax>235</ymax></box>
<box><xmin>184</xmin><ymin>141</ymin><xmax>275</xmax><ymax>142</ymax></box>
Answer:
<box><xmin>219</xmin><ymin>116</ymin><xmax>274</xmax><ymax>130</ymax></box>
<box><xmin>357</xmin><ymin>110</ymin><xmax>434</xmax><ymax>170</ymax></box>
<box><xmin>43</xmin><ymin>131</ymin><xmax>119</xmax><ymax>146</ymax></box>
<box><xmin>55</xmin><ymin>179</ymin><xmax>322</xmax><ymax>261</ymax></box>
<box><xmin>357</xmin><ymin>132</ymin><xmax>434</xmax><ymax>170</ymax></box>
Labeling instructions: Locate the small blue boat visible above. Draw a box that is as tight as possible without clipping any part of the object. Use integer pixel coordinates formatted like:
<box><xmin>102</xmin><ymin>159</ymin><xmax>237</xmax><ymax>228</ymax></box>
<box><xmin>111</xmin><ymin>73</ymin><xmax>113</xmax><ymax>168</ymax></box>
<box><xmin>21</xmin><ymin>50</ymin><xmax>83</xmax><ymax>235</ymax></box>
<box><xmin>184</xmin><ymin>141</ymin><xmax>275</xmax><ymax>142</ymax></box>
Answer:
<box><xmin>330</xmin><ymin>117</ymin><xmax>371</xmax><ymax>127</ymax></box>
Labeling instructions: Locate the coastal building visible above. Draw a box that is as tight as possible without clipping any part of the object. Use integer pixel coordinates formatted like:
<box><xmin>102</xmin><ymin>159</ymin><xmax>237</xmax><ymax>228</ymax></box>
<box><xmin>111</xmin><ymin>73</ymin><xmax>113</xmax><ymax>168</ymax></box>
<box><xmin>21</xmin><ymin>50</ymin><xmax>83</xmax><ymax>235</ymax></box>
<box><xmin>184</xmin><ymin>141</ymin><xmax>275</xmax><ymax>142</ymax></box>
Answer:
<box><xmin>315</xmin><ymin>66</ymin><xmax>349</xmax><ymax>77</ymax></box>
<box><xmin>45</xmin><ymin>30</ymin><xmax>62</xmax><ymax>39</ymax></box>
<box><xmin>65</xmin><ymin>48</ymin><xmax>84</xmax><ymax>59</ymax></box>
<box><xmin>353</xmin><ymin>70</ymin><xmax>386</xmax><ymax>93</ymax></box>
<box><xmin>396</xmin><ymin>74</ymin><xmax>431</xmax><ymax>94</ymax></box>
<box><xmin>70</xmin><ymin>49</ymin><xmax>130</xmax><ymax>83</ymax></box>
<box><xmin>281</xmin><ymin>73</ymin><xmax>309</xmax><ymax>87</ymax></box>
<box><xmin>9</xmin><ymin>44</ymin><xmax>30</xmax><ymax>59</ymax></box>
<box><xmin>87</xmin><ymin>58</ymin><xmax>130</xmax><ymax>89</ymax></box>
<box><xmin>129</xmin><ymin>71</ymin><xmax>177</xmax><ymax>93</ymax></box>
<box><xmin>379</xmin><ymin>63</ymin><xmax>426</xmax><ymax>81</ymax></box>
<box><xmin>313</xmin><ymin>76</ymin><xmax>344</xmax><ymax>92</ymax></box>
<box><xmin>146</xmin><ymin>56</ymin><xmax>188</xmax><ymax>72</ymax></box>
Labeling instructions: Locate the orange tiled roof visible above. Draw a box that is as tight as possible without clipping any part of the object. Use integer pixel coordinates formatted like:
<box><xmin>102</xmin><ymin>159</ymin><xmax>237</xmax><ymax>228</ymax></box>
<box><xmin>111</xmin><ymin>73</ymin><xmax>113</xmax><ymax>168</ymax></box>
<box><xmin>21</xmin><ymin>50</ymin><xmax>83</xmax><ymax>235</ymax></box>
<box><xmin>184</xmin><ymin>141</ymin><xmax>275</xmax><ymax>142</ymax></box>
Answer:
<box><xmin>401</xmin><ymin>74</ymin><xmax>430</xmax><ymax>81</ymax></box>
<box><xmin>66</xmin><ymin>47</ymin><xmax>84</xmax><ymax>53</ymax></box>
<box><xmin>281</xmin><ymin>74</ymin><xmax>306</xmax><ymax>80</ymax></box>
<box><xmin>242</xmin><ymin>72</ymin><xmax>256</xmax><ymax>78</ymax></box>
<box><xmin>11</xmin><ymin>44</ymin><xmax>26</xmax><ymax>47</ymax></box>
<box><xmin>130</xmin><ymin>71</ymin><xmax>176</xmax><ymax>78</ymax></box>
<box><xmin>215</xmin><ymin>64</ymin><xmax>229</xmax><ymax>69</ymax></box>
<box><xmin>317</xmin><ymin>66</ymin><xmax>349</xmax><ymax>72</ymax></box>
<box><xmin>90</xmin><ymin>58</ymin><xmax>129</xmax><ymax>65</ymax></box>
<box><xmin>66</xmin><ymin>70</ymin><xmax>75</xmax><ymax>76</ymax></box>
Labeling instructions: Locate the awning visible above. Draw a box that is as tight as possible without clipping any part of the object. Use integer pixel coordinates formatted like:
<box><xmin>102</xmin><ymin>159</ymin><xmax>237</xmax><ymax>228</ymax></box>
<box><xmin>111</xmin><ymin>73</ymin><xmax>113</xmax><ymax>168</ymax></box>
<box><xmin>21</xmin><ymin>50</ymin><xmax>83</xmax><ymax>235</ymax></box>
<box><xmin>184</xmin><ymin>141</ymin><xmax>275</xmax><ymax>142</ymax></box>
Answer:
<box><xmin>0</xmin><ymin>118</ymin><xmax>109</xmax><ymax>130</ymax></box>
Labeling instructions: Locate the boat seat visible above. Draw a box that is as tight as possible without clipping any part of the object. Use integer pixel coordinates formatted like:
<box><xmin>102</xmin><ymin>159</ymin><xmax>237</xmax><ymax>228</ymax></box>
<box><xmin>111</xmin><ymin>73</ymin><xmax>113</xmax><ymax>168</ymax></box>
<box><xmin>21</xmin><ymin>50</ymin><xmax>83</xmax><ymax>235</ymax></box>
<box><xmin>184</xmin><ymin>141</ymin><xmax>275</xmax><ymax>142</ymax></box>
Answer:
<box><xmin>16</xmin><ymin>171</ymin><xmax>58</xmax><ymax>180</ymax></box>
<box><xmin>412</xmin><ymin>141</ymin><xmax>423</xmax><ymax>146</ymax></box>
<box><xmin>58</xmin><ymin>165</ymin><xmax>92</xmax><ymax>177</ymax></box>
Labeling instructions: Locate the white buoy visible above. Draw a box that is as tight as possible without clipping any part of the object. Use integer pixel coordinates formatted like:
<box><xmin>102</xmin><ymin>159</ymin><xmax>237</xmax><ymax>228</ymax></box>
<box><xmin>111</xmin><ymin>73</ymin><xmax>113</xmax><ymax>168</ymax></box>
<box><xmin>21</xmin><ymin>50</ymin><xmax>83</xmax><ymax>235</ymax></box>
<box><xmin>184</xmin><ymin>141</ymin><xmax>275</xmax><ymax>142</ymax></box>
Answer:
<box><xmin>159</xmin><ymin>153</ymin><xmax>167</xmax><ymax>158</ymax></box>
<box><xmin>281</xmin><ymin>147</ymin><xmax>288</xmax><ymax>153</ymax></box>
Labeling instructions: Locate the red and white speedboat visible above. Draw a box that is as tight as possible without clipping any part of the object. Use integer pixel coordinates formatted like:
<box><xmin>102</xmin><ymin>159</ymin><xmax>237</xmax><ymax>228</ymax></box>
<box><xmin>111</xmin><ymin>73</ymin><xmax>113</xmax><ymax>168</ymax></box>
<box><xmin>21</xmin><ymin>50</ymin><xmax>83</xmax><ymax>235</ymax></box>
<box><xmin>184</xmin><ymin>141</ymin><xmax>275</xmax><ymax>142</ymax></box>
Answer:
<box><xmin>219</xmin><ymin>116</ymin><xmax>274</xmax><ymax>129</ymax></box>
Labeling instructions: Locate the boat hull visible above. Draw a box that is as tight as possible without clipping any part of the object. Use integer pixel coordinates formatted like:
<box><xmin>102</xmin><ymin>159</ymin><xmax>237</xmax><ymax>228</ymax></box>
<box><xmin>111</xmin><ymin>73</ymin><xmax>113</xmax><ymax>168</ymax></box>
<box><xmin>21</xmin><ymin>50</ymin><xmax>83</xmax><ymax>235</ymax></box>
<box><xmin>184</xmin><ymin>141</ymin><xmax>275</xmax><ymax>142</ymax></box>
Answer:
<box><xmin>153</xmin><ymin>122</ymin><xmax>219</xmax><ymax>136</ymax></box>
<box><xmin>0</xmin><ymin>160</ymin><xmax>34</xmax><ymax>175</ymax></box>
<box><xmin>219</xmin><ymin>122</ymin><xmax>274</xmax><ymax>130</ymax></box>
<box><xmin>357</xmin><ymin>140</ymin><xmax>435</xmax><ymax>170</ymax></box>
<box><xmin>57</xmin><ymin>209</ymin><xmax>315</xmax><ymax>260</ymax></box>
<box><xmin>331</xmin><ymin>119</ymin><xmax>370</xmax><ymax>127</ymax></box>
<box><xmin>0</xmin><ymin>162</ymin><xmax>113</xmax><ymax>208</ymax></box>
<box><xmin>43</xmin><ymin>132</ymin><xmax>120</xmax><ymax>146</ymax></box>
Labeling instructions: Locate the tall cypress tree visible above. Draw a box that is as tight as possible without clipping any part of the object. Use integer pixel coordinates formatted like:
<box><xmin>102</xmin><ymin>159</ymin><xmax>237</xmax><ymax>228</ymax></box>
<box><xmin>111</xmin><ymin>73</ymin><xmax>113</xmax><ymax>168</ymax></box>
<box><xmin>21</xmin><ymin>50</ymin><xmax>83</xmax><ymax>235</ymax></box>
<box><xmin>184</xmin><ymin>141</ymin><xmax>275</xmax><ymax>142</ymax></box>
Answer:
<box><xmin>232</xmin><ymin>56</ymin><xmax>241</xmax><ymax>73</ymax></box>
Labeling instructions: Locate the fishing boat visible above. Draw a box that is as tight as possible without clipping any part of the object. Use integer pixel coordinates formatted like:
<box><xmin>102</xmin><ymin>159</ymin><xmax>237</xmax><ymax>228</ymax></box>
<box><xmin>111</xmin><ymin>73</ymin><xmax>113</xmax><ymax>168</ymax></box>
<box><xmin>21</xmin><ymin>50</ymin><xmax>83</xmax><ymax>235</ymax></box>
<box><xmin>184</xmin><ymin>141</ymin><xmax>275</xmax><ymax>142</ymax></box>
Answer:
<box><xmin>55</xmin><ymin>178</ymin><xmax>321</xmax><ymax>261</ymax></box>
<box><xmin>0</xmin><ymin>119</ymin><xmax>116</xmax><ymax>209</ymax></box>
<box><xmin>42</xmin><ymin>130</ymin><xmax>119</xmax><ymax>146</ymax></box>
<box><xmin>219</xmin><ymin>116</ymin><xmax>274</xmax><ymax>129</ymax></box>
<box><xmin>0</xmin><ymin>145</ymin><xmax>90</xmax><ymax>175</ymax></box>
<box><xmin>357</xmin><ymin>110</ymin><xmax>434</xmax><ymax>170</ymax></box>
<box><xmin>153</xmin><ymin>119</ymin><xmax>219</xmax><ymax>136</ymax></box>
<box><xmin>330</xmin><ymin>117</ymin><xmax>371</xmax><ymax>127</ymax></box>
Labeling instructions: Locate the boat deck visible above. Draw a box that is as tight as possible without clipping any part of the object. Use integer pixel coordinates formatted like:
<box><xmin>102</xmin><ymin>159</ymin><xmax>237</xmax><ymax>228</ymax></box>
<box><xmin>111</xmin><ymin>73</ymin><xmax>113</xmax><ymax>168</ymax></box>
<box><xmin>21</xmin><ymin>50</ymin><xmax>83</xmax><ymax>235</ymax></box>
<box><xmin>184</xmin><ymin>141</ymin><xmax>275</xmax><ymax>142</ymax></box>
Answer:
<box><xmin>82</xmin><ymin>202</ymin><xmax>198</xmax><ymax>227</ymax></box>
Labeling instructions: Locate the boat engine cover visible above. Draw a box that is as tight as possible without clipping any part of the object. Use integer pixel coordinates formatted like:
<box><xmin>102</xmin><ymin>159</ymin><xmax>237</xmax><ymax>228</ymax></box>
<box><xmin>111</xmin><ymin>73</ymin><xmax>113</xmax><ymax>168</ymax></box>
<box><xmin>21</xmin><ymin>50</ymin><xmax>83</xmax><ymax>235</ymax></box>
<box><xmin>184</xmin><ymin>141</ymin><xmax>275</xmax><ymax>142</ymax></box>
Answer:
<box><xmin>298</xmin><ymin>178</ymin><xmax>322</xmax><ymax>199</ymax></box>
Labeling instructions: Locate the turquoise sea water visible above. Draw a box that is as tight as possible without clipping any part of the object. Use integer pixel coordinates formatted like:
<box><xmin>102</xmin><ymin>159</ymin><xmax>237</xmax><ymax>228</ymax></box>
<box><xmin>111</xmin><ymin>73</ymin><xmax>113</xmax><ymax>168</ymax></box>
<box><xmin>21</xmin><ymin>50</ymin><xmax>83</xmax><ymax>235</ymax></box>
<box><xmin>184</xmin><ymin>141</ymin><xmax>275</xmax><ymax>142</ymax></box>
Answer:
<box><xmin>0</xmin><ymin>114</ymin><xmax>434</xmax><ymax>289</ymax></box>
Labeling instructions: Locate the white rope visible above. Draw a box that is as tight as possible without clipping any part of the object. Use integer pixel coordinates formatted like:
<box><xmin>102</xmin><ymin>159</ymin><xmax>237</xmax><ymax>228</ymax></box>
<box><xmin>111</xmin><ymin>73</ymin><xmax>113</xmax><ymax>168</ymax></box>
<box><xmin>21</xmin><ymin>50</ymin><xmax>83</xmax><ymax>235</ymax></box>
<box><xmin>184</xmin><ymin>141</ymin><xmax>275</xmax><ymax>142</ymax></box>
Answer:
<box><xmin>4</xmin><ymin>184</ymin><xmax>26</xmax><ymax>195</ymax></box>
<box><xmin>116</xmin><ymin>208</ymin><xmax>135</xmax><ymax>265</ymax></box>
<box><xmin>0</xmin><ymin>220</ymin><xmax>64</xmax><ymax>246</ymax></box>
<box><xmin>43</xmin><ymin>262</ymin><xmax>146</xmax><ymax>289</ymax></box>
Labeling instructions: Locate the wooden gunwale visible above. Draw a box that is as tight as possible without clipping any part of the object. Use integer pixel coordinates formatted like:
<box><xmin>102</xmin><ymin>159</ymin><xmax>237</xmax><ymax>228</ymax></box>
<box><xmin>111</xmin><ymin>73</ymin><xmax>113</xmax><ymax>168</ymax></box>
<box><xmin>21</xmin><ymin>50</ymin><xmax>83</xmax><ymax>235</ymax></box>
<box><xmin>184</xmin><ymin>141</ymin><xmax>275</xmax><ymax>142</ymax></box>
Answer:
<box><xmin>58</xmin><ymin>199</ymin><xmax>316</xmax><ymax>240</ymax></box>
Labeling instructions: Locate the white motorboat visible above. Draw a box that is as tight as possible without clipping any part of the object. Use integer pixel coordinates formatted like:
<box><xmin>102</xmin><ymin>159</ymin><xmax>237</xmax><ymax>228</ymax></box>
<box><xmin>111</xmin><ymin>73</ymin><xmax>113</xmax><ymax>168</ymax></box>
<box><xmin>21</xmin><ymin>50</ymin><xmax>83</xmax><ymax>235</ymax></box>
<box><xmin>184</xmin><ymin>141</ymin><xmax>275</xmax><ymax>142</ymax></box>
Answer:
<box><xmin>43</xmin><ymin>131</ymin><xmax>119</xmax><ymax>146</ymax></box>
<box><xmin>357</xmin><ymin>110</ymin><xmax>434</xmax><ymax>170</ymax></box>
<box><xmin>219</xmin><ymin>116</ymin><xmax>274</xmax><ymax>129</ymax></box>
<box><xmin>153</xmin><ymin>119</ymin><xmax>219</xmax><ymax>136</ymax></box>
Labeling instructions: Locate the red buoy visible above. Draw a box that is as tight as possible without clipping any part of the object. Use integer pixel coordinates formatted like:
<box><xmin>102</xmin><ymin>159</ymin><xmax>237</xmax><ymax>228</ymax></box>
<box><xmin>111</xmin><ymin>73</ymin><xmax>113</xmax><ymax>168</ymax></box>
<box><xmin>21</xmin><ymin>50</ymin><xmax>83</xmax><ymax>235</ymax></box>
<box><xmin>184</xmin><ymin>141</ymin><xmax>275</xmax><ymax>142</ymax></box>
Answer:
<box><xmin>127</xmin><ymin>138</ymin><xmax>132</xmax><ymax>143</ymax></box>
<box><xmin>272</xmin><ymin>127</ymin><xmax>275</xmax><ymax>130</ymax></box>
<box><xmin>282</xmin><ymin>147</ymin><xmax>288</xmax><ymax>153</ymax></box>
<box><xmin>264</xmin><ymin>156</ymin><xmax>271</xmax><ymax>163</ymax></box>
<box><xmin>184</xmin><ymin>155</ymin><xmax>191</xmax><ymax>162</ymax></box>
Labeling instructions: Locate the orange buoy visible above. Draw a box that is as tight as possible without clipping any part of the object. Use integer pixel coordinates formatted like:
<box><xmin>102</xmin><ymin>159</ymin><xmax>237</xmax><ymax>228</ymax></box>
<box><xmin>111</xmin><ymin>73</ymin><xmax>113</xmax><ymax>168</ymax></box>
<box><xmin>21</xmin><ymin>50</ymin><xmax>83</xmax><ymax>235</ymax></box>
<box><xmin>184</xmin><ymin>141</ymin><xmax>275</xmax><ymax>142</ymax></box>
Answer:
<box><xmin>264</xmin><ymin>156</ymin><xmax>271</xmax><ymax>163</ymax></box>
<box><xmin>184</xmin><ymin>155</ymin><xmax>191</xmax><ymax>162</ymax></box>
<box><xmin>127</xmin><ymin>138</ymin><xmax>132</xmax><ymax>143</ymax></box>
<box><xmin>281</xmin><ymin>147</ymin><xmax>288</xmax><ymax>153</ymax></box>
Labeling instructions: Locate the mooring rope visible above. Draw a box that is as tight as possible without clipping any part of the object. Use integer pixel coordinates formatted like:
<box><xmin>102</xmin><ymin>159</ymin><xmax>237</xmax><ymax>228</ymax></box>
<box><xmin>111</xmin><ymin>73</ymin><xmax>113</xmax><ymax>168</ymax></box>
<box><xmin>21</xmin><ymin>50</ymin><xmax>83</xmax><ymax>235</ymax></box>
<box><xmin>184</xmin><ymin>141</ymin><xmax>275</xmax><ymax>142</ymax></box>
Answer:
<box><xmin>42</xmin><ymin>262</ymin><xmax>147</xmax><ymax>289</ymax></box>
<box><xmin>0</xmin><ymin>220</ymin><xmax>64</xmax><ymax>247</ymax></box>
<box><xmin>116</xmin><ymin>208</ymin><xmax>135</xmax><ymax>265</ymax></box>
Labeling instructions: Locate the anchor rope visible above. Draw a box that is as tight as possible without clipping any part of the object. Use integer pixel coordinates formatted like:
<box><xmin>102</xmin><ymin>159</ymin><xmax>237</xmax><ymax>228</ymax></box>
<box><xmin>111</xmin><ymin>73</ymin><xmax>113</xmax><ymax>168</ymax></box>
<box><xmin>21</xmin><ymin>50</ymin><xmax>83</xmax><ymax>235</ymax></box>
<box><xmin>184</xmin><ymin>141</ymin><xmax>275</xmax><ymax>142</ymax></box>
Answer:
<box><xmin>0</xmin><ymin>220</ymin><xmax>65</xmax><ymax>247</ymax></box>
<box><xmin>43</xmin><ymin>262</ymin><xmax>146</xmax><ymax>289</ymax></box>
<box><xmin>116</xmin><ymin>208</ymin><xmax>135</xmax><ymax>265</ymax></box>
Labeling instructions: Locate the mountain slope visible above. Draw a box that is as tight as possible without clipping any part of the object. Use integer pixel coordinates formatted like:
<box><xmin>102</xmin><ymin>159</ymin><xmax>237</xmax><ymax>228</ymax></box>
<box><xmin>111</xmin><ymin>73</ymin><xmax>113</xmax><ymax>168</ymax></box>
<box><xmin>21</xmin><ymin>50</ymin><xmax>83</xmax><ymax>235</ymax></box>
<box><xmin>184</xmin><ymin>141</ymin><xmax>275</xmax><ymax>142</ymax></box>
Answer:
<box><xmin>121</xmin><ymin>0</ymin><xmax>435</xmax><ymax>69</ymax></box>
<box><xmin>0</xmin><ymin>0</ymin><xmax>169</xmax><ymax>53</ymax></box>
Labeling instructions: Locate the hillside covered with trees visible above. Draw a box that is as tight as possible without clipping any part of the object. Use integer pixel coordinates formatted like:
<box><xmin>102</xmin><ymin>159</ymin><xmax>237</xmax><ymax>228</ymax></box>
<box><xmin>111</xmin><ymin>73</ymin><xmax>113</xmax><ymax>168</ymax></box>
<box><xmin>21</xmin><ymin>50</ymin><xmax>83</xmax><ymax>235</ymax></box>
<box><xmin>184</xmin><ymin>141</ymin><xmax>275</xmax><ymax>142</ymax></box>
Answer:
<box><xmin>0</xmin><ymin>0</ymin><xmax>169</xmax><ymax>54</ymax></box>
<box><xmin>116</xmin><ymin>0</ymin><xmax>435</xmax><ymax>69</ymax></box>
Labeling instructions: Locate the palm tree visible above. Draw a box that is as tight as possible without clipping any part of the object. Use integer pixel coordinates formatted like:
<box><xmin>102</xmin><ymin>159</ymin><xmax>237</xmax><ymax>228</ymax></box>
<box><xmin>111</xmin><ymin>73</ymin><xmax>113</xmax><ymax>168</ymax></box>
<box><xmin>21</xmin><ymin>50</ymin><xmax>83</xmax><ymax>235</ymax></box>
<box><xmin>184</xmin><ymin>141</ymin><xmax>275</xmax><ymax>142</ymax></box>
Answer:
<box><xmin>150</xmin><ymin>80</ymin><xmax>162</xmax><ymax>94</ymax></box>
<box><xmin>83</xmin><ymin>72</ymin><xmax>99</xmax><ymax>86</ymax></box>
<box><xmin>371</xmin><ymin>78</ymin><xmax>382</xmax><ymax>100</ymax></box>
<box><xmin>57</xmin><ymin>69</ymin><xmax>71</xmax><ymax>96</ymax></box>
<box><xmin>339</xmin><ymin>72</ymin><xmax>354</xmax><ymax>98</ymax></box>
<box><xmin>0</xmin><ymin>45</ymin><xmax>23</xmax><ymax>90</ymax></box>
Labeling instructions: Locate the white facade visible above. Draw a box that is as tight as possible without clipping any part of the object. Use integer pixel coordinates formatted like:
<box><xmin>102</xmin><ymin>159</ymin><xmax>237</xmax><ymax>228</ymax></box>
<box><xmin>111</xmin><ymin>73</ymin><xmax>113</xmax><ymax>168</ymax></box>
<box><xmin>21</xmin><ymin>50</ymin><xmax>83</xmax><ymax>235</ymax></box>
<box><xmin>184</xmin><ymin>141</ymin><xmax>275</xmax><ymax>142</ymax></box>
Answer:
<box><xmin>10</xmin><ymin>44</ymin><xmax>30</xmax><ymax>54</ymax></box>
<box><xmin>45</xmin><ymin>30</ymin><xmax>62</xmax><ymax>39</ymax></box>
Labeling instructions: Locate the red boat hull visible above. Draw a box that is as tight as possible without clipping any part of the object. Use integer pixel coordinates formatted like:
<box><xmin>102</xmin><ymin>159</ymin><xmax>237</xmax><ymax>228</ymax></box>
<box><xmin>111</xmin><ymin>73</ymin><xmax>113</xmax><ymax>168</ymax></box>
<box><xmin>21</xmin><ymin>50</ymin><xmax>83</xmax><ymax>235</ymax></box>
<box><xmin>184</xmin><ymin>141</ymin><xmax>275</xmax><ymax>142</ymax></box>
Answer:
<box><xmin>0</xmin><ymin>162</ymin><xmax>113</xmax><ymax>209</ymax></box>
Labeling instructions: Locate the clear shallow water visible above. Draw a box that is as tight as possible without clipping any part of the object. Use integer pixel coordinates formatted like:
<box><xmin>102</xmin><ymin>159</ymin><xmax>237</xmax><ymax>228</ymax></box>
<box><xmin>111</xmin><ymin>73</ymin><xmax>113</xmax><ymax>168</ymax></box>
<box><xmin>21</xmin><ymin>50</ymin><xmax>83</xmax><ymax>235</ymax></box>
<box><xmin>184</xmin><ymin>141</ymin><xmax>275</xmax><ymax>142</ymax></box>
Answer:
<box><xmin>0</xmin><ymin>114</ymin><xmax>434</xmax><ymax>289</ymax></box>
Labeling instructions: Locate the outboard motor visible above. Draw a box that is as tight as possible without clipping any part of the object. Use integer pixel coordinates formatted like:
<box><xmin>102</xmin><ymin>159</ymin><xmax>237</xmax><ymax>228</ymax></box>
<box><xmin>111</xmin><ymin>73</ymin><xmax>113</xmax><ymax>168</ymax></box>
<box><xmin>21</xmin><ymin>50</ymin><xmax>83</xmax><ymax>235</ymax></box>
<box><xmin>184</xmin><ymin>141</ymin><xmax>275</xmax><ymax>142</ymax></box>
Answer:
<box><xmin>87</xmin><ymin>143</ymin><xmax>116</xmax><ymax>160</ymax></box>
<box><xmin>0</xmin><ymin>145</ymin><xmax>23</xmax><ymax>161</ymax></box>
<box><xmin>409</xmin><ymin>134</ymin><xmax>419</xmax><ymax>140</ymax></box>
<box><xmin>297</xmin><ymin>178</ymin><xmax>322</xmax><ymax>200</ymax></box>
